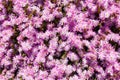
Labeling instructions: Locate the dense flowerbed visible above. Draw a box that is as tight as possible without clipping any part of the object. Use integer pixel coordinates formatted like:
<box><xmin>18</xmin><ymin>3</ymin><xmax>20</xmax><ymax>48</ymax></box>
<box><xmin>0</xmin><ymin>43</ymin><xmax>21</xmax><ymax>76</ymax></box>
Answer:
<box><xmin>0</xmin><ymin>0</ymin><xmax>120</xmax><ymax>80</ymax></box>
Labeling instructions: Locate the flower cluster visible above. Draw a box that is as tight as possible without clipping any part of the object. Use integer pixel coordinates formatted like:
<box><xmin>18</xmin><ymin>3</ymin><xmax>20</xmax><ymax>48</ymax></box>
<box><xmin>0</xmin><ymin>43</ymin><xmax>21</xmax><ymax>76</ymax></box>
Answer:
<box><xmin>0</xmin><ymin>0</ymin><xmax>120</xmax><ymax>80</ymax></box>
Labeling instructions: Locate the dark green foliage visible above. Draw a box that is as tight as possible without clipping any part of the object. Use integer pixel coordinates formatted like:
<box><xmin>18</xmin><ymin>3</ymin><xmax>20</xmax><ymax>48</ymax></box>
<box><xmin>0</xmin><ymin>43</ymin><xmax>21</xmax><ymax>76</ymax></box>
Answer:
<box><xmin>86</xmin><ymin>36</ymin><xmax>94</xmax><ymax>41</ymax></box>
<box><xmin>3</xmin><ymin>0</ymin><xmax>13</xmax><ymax>15</ymax></box>
<box><xmin>110</xmin><ymin>25</ymin><xmax>120</xmax><ymax>34</ymax></box>
<box><xmin>69</xmin><ymin>71</ymin><xmax>78</xmax><ymax>77</ymax></box>
<box><xmin>61</xmin><ymin>5</ymin><xmax>66</xmax><ymax>17</ymax></box>
<box><xmin>39</xmin><ymin>62</ymin><xmax>45</xmax><ymax>71</ymax></box>
<box><xmin>21</xmin><ymin>51</ymin><xmax>27</xmax><ymax>57</ymax></box>
<box><xmin>0</xmin><ymin>66</ymin><xmax>4</xmax><ymax>74</ymax></box>
<box><xmin>41</xmin><ymin>21</ymin><xmax>48</xmax><ymax>32</ymax></box>
<box><xmin>13</xmin><ymin>68</ymin><xmax>19</xmax><ymax>78</ymax></box>
<box><xmin>53</xmin><ymin>50</ymin><xmax>67</xmax><ymax>59</ymax></box>
<box><xmin>93</xmin><ymin>25</ymin><xmax>100</xmax><ymax>33</ymax></box>
<box><xmin>70</xmin><ymin>46</ymin><xmax>78</xmax><ymax>54</ymax></box>
<box><xmin>52</xmin><ymin>17</ymin><xmax>61</xmax><ymax>27</ymax></box>
<box><xmin>82</xmin><ymin>66</ymin><xmax>89</xmax><ymax>71</ymax></box>
<box><xmin>56</xmin><ymin>32</ymin><xmax>61</xmax><ymax>41</ymax></box>
<box><xmin>51</xmin><ymin>0</ymin><xmax>57</xmax><ymax>3</ymax></box>
<box><xmin>97</xmin><ymin>58</ymin><xmax>106</xmax><ymax>71</ymax></box>
<box><xmin>89</xmin><ymin>72</ymin><xmax>97</xmax><ymax>80</ymax></box>
<box><xmin>67</xmin><ymin>58</ymin><xmax>74</xmax><ymax>65</ymax></box>
<box><xmin>10</xmin><ymin>25</ymin><xmax>20</xmax><ymax>55</ymax></box>
<box><xmin>83</xmin><ymin>45</ymin><xmax>89</xmax><ymax>52</ymax></box>
<box><xmin>94</xmin><ymin>11</ymin><xmax>100</xmax><ymax>20</ymax></box>
<box><xmin>43</xmin><ymin>39</ymin><xmax>49</xmax><ymax>47</ymax></box>
<box><xmin>23</xmin><ymin>37</ymin><xmax>28</xmax><ymax>41</ymax></box>
<box><xmin>109</xmin><ymin>40</ymin><xmax>120</xmax><ymax>51</ymax></box>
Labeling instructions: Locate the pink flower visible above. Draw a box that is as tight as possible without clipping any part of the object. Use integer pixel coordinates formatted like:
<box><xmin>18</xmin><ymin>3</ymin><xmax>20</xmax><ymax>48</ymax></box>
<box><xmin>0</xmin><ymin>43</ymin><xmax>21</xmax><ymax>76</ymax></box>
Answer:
<box><xmin>106</xmin><ymin>65</ymin><xmax>113</xmax><ymax>76</ymax></box>
<box><xmin>67</xmin><ymin>52</ymin><xmax>79</xmax><ymax>61</ymax></box>
<box><xmin>38</xmin><ymin>71</ymin><xmax>48</xmax><ymax>79</ymax></box>
<box><xmin>50</xmin><ymin>65</ymin><xmax>65</xmax><ymax>78</ymax></box>
<box><xmin>100</xmin><ymin>10</ymin><xmax>111</xmax><ymax>19</ymax></box>
<box><xmin>0</xmin><ymin>14</ymin><xmax>5</xmax><ymax>21</ymax></box>
<box><xmin>21</xmin><ymin>41</ymin><xmax>32</xmax><ymax>51</ymax></box>
<box><xmin>0</xmin><ymin>75</ymin><xmax>6</xmax><ymax>80</ymax></box>
<box><xmin>65</xmin><ymin>65</ymin><xmax>76</xmax><ymax>75</ymax></box>
<box><xmin>48</xmin><ymin>37</ymin><xmax>58</xmax><ymax>53</ymax></box>
<box><xmin>69</xmin><ymin>75</ymin><xmax>79</xmax><ymax>80</ymax></box>
<box><xmin>1</xmin><ymin>56</ymin><xmax>11</xmax><ymax>66</ymax></box>
<box><xmin>113</xmin><ymin>62</ymin><xmax>120</xmax><ymax>71</ymax></box>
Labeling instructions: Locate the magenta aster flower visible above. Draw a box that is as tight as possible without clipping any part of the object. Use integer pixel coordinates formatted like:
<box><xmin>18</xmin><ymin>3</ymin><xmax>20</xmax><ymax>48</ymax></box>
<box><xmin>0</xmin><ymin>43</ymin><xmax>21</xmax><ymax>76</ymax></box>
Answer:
<box><xmin>0</xmin><ymin>0</ymin><xmax>120</xmax><ymax>80</ymax></box>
